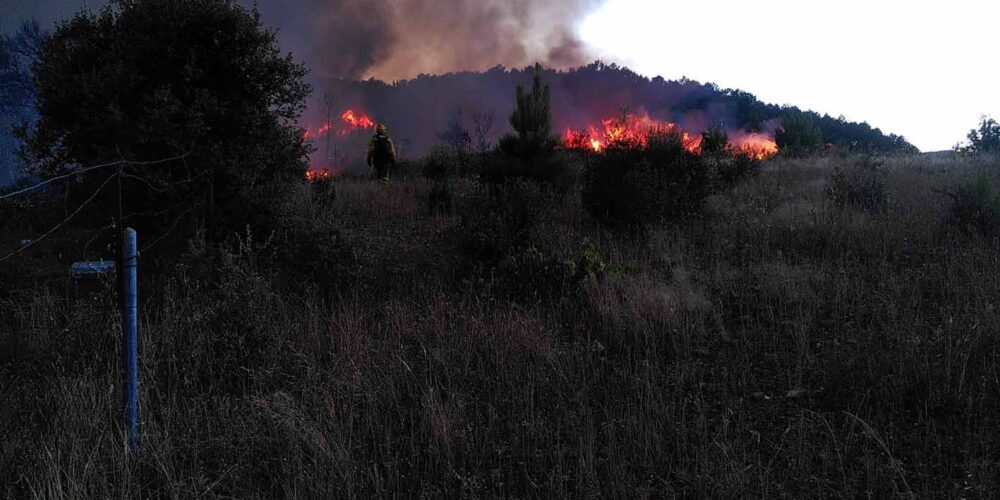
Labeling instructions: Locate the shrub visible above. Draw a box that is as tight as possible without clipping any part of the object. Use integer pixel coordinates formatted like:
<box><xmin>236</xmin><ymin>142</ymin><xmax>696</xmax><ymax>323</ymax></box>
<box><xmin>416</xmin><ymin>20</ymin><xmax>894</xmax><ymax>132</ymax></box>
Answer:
<box><xmin>944</xmin><ymin>174</ymin><xmax>1000</xmax><ymax>237</ymax></box>
<box><xmin>456</xmin><ymin>179</ymin><xmax>548</xmax><ymax>264</ymax></box>
<box><xmin>827</xmin><ymin>156</ymin><xmax>887</xmax><ymax>212</ymax></box>
<box><xmin>707</xmin><ymin>151</ymin><xmax>762</xmax><ymax>190</ymax></box>
<box><xmin>421</xmin><ymin>145</ymin><xmax>477</xmax><ymax>179</ymax></box>
<box><xmin>426</xmin><ymin>180</ymin><xmax>454</xmax><ymax>215</ymax></box>
<box><xmin>582</xmin><ymin>130</ymin><xmax>709</xmax><ymax>229</ymax></box>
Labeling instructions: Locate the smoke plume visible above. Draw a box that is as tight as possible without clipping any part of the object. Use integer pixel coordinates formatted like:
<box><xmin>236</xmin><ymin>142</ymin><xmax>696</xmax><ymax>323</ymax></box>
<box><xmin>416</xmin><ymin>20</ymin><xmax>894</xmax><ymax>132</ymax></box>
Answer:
<box><xmin>251</xmin><ymin>0</ymin><xmax>602</xmax><ymax>81</ymax></box>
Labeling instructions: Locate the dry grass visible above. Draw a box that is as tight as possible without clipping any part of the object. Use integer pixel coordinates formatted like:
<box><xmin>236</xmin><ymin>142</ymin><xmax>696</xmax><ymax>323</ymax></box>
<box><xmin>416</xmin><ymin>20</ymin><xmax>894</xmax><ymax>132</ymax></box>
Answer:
<box><xmin>1</xmin><ymin>154</ymin><xmax>999</xmax><ymax>498</ymax></box>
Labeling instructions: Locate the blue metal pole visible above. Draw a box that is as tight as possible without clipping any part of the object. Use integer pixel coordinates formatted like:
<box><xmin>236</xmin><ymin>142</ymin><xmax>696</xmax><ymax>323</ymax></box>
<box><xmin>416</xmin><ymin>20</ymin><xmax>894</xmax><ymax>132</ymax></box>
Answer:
<box><xmin>122</xmin><ymin>228</ymin><xmax>139</xmax><ymax>453</ymax></box>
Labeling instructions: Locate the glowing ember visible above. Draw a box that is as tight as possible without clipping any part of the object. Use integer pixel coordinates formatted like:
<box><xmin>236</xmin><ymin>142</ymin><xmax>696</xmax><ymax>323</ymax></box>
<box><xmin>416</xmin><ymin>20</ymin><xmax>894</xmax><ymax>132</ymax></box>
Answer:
<box><xmin>305</xmin><ymin>168</ymin><xmax>335</xmax><ymax>182</ymax></box>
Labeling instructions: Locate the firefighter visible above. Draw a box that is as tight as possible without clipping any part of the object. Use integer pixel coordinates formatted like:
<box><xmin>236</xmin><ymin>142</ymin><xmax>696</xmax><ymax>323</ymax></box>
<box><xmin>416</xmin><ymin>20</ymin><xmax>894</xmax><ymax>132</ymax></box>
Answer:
<box><xmin>367</xmin><ymin>123</ymin><xmax>396</xmax><ymax>182</ymax></box>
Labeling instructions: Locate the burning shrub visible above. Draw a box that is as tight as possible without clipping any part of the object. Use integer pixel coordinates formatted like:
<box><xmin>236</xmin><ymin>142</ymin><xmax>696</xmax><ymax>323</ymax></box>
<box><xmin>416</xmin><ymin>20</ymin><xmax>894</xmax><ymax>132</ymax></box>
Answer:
<box><xmin>944</xmin><ymin>174</ymin><xmax>1000</xmax><ymax>237</ymax></box>
<box><xmin>582</xmin><ymin>130</ymin><xmax>709</xmax><ymax>229</ymax></box>
<box><xmin>827</xmin><ymin>156</ymin><xmax>887</xmax><ymax>212</ymax></box>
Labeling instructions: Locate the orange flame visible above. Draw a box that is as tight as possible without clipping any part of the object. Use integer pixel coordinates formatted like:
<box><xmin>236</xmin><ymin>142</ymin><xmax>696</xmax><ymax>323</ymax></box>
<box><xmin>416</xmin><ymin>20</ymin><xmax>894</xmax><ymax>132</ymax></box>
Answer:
<box><xmin>305</xmin><ymin>167</ymin><xmax>336</xmax><ymax>182</ymax></box>
<box><xmin>302</xmin><ymin>108</ymin><xmax>377</xmax><ymax>141</ymax></box>
<box><xmin>564</xmin><ymin>113</ymin><xmax>701</xmax><ymax>153</ymax></box>
<box><xmin>729</xmin><ymin>132</ymin><xmax>779</xmax><ymax>160</ymax></box>
<box><xmin>340</xmin><ymin>109</ymin><xmax>375</xmax><ymax>133</ymax></box>
<box><xmin>564</xmin><ymin>112</ymin><xmax>778</xmax><ymax>159</ymax></box>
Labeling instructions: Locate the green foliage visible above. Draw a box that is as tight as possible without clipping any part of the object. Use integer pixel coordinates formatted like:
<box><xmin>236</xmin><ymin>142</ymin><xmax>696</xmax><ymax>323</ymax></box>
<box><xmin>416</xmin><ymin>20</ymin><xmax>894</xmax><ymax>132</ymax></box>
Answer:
<box><xmin>827</xmin><ymin>157</ymin><xmax>887</xmax><ymax>212</ymax></box>
<box><xmin>963</xmin><ymin>116</ymin><xmax>1000</xmax><ymax>155</ymax></box>
<box><xmin>945</xmin><ymin>174</ymin><xmax>1000</xmax><ymax>236</ymax></box>
<box><xmin>488</xmin><ymin>63</ymin><xmax>575</xmax><ymax>189</ymax></box>
<box><xmin>775</xmin><ymin>109</ymin><xmax>824</xmax><ymax>153</ymax></box>
<box><xmin>582</xmin><ymin>130</ymin><xmax>709</xmax><ymax>229</ymax></box>
<box><xmin>21</xmin><ymin>0</ymin><xmax>311</xmax><ymax>243</ymax></box>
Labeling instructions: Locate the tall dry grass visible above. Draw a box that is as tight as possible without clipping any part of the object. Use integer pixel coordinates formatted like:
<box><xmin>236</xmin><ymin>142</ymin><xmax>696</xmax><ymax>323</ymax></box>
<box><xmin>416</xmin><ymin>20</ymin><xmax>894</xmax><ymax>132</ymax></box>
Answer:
<box><xmin>1</xmin><ymin>154</ymin><xmax>999</xmax><ymax>498</ymax></box>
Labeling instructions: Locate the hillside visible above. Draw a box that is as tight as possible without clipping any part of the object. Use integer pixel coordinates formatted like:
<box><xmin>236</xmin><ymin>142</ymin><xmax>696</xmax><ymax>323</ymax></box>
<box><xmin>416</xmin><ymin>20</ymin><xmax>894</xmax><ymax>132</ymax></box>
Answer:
<box><xmin>308</xmin><ymin>62</ymin><xmax>918</xmax><ymax>167</ymax></box>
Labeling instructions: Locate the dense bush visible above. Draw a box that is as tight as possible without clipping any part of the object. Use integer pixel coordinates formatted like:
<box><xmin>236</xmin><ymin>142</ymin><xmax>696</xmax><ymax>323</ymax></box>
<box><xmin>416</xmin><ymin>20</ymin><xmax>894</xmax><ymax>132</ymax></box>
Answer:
<box><xmin>457</xmin><ymin>179</ymin><xmax>548</xmax><ymax>264</ymax></box>
<box><xmin>706</xmin><ymin>151</ymin><xmax>762</xmax><ymax>190</ymax></box>
<box><xmin>420</xmin><ymin>145</ymin><xmax>478</xmax><ymax>179</ymax></box>
<box><xmin>944</xmin><ymin>174</ymin><xmax>1000</xmax><ymax>237</ymax></box>
<box><xmin>582</xmin><ymin>130</ymin><xmax>709</xmax><ymax>229</ymax></box>
<box><xmin>827</xmin><ymin>156</ymin><xmax>887</xmax><ymax>212</ymax></box>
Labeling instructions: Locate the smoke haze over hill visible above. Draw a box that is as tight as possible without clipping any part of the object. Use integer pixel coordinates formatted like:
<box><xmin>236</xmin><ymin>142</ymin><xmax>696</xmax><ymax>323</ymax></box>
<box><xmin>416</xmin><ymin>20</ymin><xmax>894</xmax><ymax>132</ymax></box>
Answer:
<box><xmin>2</xmin><ymin>0</ymin><xmax>602</xmax><ymax>80</ymax></box>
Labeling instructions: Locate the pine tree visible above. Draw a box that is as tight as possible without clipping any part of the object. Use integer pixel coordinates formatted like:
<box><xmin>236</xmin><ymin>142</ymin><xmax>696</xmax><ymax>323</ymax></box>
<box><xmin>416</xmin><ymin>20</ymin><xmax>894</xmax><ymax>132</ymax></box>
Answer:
<box><xmin>491</xmin><ymin>63</ymin><xmax>568</xmax><ymax>187</ymax></box>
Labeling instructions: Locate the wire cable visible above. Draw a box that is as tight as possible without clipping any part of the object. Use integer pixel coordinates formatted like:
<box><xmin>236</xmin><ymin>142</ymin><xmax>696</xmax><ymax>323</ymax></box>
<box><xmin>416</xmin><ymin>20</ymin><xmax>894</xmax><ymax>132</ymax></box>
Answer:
<box><xmin>0</xmin><ymin>148</ymin><xmax>193</xmax><ymax>202</ymax></box>
<box><xmin>0</xmin><ymin>172</ymin><xmax>118</xmax><ymax>263</ymax></box>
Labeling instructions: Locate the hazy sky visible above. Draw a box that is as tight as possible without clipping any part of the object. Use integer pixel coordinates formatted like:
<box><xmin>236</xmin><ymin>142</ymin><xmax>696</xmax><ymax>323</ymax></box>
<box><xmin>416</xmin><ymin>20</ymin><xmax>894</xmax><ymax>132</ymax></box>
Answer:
<box><xmin>578</xmin><ymin>0</ymin><xmax>999</xmax><ymax>152</ymax></box>
<box><xmin>4</xmin><ymin>0</ymin><xmax>997</xmax><ymax>151</ymax></box>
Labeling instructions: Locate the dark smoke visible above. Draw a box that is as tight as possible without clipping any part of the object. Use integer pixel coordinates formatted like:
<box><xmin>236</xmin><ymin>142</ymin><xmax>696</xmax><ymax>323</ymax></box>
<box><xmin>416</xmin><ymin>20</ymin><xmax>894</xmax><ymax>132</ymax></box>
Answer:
<box><xmin>6</xmin><ymin>0</ymin><xmax>601</xmax><ymax>80</ymax></box>
<box><xmin>252</xmin><ymin>0</ymin><xmax>603</xmax><ymax>81</ymax></box>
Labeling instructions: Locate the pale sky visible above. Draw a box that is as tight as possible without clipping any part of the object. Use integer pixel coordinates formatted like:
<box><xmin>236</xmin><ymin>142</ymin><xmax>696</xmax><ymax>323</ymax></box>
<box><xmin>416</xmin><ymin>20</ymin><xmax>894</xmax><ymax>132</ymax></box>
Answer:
<box><xmin>577</xmin><ymin>0</ymin><xmax>999</xmax><ymax>152</ymax></box>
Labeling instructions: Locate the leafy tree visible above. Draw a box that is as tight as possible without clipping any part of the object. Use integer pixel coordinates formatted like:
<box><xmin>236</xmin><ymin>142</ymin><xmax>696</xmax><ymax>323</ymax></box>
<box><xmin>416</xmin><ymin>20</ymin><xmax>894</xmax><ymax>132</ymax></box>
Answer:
<box><xmin>964</xmin><ymin>116</ymin><xmax>1000</xmax><ymax>154</ymax></box>
<box><xmin>775</xmin><ymin>109</ymin><xmax>823</xmax><ymax>153</ymax></box>
<box><xmin>20</xmin><ymin>0</ymin><xmax>311</xmax><ymax>244</ymax></box>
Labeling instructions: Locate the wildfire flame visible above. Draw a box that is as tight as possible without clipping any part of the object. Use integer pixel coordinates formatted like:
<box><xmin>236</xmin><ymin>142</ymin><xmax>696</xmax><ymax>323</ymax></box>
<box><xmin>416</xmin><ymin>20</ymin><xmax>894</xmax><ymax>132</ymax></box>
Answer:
<box><xmin>303</xmin><ymin>108</ymin><xmax>377</xmax><ymax>141</ymax></box>
<box><xmin>565</xmin><ymin>113</ymin><xmax>701</xmax><ymax>153</ymax></box>
<box><xmin>303</xmin><ymin>108</ymin><xmax>377</xmax><ymax>181</ymax></box>
<box><xmin>564</xmin><ymin>112</ymin><xmax>777</xmax><ymax>159</ymax></box>
<box><xmin>729</xmin><ymin>132</ymin><xmax>779</xmax><ymax>160</ymax></box>
<box><xmin>340</xmin><ymin>109</ymin><xmax>375</xmax><ymax>132</ymax></box>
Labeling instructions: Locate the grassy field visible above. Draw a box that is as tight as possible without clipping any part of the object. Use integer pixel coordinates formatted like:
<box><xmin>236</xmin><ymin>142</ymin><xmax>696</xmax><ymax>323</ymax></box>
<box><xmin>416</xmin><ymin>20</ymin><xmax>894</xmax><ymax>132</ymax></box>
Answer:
<box><xmin>2</xmin><ymin>153</ymin><xmax>999</xmax><ymax>498</ymax></box>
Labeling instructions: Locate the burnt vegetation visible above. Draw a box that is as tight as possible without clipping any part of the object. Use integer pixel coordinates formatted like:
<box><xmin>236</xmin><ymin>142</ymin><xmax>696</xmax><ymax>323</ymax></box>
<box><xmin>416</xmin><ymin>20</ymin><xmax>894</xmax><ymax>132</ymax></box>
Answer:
<box><xmin>2</xmin><ymin>1</ymin><xmax>1000</xmax><ymax>499</ymax></box>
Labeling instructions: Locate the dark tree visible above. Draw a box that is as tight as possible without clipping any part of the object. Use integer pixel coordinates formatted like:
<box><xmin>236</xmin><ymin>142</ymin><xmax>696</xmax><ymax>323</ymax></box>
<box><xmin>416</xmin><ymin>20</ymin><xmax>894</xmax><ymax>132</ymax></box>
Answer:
<box><xmin>700</xmin><ymin>121</ymin><xmax>729</xmax><ymax>155</ymax></box>
<box><xmin>489</xmin><ymin>63</ymin><xmax>571</xmax><ymax>188</ymax></box>
<box><xmin>20</xmin><ymin>0</ymin><xmax>311</xmax><ymax>243</ymax></box>
<box><xmin>775</xmin><ymin>109</ymin><xmax>824</xmax><ymax>153</ymax></box>
<box><xmin>0</xmin><ymin>21</ymin><xmax>44</xmax><ymax>185</ymax></box>
<box><xmin>471</xmin><ymin>109</ymin><xmax>496</xmax><ymax>153</ymax></box>
<box><xmin>437</xmin><ymin>107</ymin><xmax>472</xmax><ymax>149</ymax></box>
<box><xmin>965</xmin><ymin>116</ymin><xmax>1000</xmax><ymax>154</ymax></box>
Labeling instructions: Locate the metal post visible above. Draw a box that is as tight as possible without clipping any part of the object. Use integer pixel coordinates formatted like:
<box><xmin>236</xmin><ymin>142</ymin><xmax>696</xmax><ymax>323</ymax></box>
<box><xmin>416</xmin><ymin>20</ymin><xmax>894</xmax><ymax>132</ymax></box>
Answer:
<box><xmin>122</xmin><ymin>228</ymin><xmax>139</xmax><ymax>453</ymax></box>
